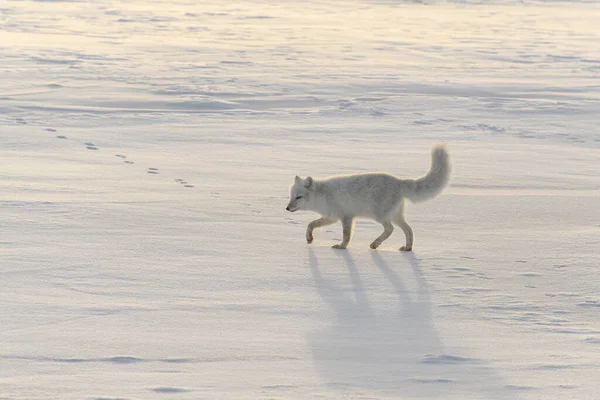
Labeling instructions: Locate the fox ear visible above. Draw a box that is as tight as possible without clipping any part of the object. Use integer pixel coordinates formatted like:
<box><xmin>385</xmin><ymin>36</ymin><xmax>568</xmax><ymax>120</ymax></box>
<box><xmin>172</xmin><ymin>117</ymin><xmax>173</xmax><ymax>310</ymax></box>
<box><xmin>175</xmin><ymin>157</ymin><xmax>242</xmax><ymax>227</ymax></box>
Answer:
<box><xmin>304</xmin><ymin>176</ymin><xmax>314</xmax><ymax>189</ymax></box>
<box><xmin>294</xmin><ymin>175</ymin><xmax>302</xmax><ymax>185</ymax></box>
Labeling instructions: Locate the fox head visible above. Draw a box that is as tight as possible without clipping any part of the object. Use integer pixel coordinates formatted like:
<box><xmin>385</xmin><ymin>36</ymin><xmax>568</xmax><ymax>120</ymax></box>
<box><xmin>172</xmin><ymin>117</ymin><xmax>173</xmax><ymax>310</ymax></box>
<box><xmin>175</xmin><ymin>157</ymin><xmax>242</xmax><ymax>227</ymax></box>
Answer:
<box><xmin>286</xmin><ymin>175</ymin><xmax>314</xmax><ymax>212</ymax></box>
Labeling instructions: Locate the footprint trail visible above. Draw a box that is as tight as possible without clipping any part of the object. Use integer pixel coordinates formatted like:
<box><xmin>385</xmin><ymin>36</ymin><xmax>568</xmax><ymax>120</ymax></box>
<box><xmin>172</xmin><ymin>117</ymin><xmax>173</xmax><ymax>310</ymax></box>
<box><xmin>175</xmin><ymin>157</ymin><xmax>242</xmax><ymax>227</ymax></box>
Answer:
<box><xmin>53</xmin><ymin>131</ymin><xmax>194</xmax><ymax>188</ymax></box>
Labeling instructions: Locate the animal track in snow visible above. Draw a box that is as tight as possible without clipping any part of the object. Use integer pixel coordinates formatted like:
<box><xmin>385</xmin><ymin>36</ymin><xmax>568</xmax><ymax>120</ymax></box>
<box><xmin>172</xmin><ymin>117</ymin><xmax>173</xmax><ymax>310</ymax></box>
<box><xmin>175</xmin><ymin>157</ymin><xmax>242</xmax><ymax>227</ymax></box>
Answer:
<box><xmin>174</xmin><ymin>178</ymin><xmax>194</xmax><ymax>188</ymax></box>
<box><xmin>53</xmin><ymin>132</ymin><xmax>194</xmax><ymax>189</ymax></box>
<box><xmin>115</xmin><ymin>154</ymin><xmax>134</xmax><ymax>164</ymax></box>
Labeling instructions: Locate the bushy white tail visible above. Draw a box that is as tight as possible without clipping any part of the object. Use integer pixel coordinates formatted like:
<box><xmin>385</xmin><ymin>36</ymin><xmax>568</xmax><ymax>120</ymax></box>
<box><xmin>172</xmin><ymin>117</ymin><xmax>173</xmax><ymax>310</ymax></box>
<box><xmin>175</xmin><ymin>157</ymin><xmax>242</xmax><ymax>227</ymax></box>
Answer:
<box><xmin>404</xmin><ymin>145</ymin><xmax>451</xmax><ymax>203</ymax></box>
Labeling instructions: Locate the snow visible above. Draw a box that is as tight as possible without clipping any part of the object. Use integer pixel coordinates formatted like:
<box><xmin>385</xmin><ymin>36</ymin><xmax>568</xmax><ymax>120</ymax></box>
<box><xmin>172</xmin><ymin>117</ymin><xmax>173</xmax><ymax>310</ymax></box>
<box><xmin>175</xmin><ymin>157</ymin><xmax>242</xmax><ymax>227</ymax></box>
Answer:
<box><xmin>1</xmin><ymin>0</ymin><xmax>600</xmax><ymax>399</ymax></box>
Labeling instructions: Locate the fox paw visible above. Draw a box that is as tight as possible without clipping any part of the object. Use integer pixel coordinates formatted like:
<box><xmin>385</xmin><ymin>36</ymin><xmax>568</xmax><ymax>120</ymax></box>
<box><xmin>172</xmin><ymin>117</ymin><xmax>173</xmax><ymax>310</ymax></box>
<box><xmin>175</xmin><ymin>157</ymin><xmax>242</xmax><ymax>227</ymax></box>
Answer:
<box><xmin>306</xmin><ymin>232</ymin><xmax>313</xmax><ymax>244</ymax></box>
<box><xmin>332</xmin><ymin>244</ymin><xmax>347</xmax><ymax>250</ymax></box>
<box><xmin>400</xmin><ymin>246</ymin><xmax>413</xmax><ymax>252</ymax></box>
<box><xmin>370</xmin><ymin>242</ymin><xmax>379</xmax><ymax>250</ymax></box>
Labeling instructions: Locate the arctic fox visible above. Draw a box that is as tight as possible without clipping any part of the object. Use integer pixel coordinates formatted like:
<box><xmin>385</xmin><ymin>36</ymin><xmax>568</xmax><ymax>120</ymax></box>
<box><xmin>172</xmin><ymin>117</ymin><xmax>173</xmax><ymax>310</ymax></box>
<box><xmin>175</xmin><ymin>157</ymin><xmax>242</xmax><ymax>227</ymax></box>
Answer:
<box><xmin>286</xmin><ymin>145</ymin><xmax>451</xmax><ymax>251</ymax></box>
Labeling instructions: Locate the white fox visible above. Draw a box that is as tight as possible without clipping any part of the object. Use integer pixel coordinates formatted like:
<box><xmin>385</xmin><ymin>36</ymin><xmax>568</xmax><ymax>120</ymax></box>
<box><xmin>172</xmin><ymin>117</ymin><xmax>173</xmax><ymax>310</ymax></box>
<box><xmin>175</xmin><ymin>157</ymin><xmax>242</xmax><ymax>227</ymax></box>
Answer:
<box><xmin>286</xmin><ymin>145</ymin><xmax>451</xmax><ymax>251</ymax></box>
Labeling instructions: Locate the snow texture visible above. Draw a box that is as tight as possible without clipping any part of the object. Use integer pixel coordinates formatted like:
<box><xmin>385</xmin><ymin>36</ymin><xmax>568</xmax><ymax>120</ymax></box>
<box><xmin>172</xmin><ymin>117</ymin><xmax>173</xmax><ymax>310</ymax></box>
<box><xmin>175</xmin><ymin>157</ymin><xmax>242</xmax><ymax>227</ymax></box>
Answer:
<box><xmin>1</xmin><ymin>0</ymin><xmax>599</xmax><ymax>399</ymax></box>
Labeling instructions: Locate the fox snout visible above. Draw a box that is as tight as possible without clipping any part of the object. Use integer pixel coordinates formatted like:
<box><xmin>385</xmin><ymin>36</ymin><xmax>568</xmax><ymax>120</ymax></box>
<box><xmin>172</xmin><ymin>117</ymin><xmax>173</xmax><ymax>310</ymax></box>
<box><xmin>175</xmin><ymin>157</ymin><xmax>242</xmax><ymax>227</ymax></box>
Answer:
<box><xmin>286</xmin><ymin>201</ymin><xmax>298</xmax><ymax>212</ymax></box>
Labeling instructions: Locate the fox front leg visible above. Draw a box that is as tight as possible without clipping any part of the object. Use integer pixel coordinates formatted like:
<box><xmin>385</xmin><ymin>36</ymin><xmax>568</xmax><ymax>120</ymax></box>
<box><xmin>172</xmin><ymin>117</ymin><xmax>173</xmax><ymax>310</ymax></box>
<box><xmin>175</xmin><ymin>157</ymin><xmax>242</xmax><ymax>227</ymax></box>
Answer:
<box><xmin>332</xmin><ymin>217</ymin><xmax>354</xmax><ymax>249</ymax></box>
<box><xmin>306</xmin><ymin>217</ymin><xmax>337</xmax><ymax>244</ymax></box>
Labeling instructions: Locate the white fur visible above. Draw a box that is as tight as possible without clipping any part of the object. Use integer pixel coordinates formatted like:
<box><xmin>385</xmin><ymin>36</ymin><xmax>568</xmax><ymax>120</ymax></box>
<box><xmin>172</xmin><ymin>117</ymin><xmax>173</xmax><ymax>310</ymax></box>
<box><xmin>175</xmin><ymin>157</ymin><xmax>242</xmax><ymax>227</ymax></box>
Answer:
<box><xmin>286</xmin><ymin>144</ymin><xmax>451</xmax><ymax>251</ymax></box>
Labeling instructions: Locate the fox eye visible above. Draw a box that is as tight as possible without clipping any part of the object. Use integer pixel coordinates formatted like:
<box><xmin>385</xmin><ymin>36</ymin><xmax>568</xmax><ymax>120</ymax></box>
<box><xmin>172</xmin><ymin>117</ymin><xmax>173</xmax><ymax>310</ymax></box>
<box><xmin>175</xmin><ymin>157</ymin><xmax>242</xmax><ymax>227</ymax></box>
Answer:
<box><xmin>295</xmin><ymin>195</ymin><xmax>302</xmax><ymax>200</ymax></box>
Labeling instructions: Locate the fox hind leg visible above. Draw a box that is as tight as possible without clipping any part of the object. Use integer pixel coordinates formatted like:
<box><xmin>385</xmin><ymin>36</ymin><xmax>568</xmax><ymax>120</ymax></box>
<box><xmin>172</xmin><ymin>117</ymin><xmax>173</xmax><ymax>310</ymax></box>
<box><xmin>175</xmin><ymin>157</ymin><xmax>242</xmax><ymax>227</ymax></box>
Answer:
<box><xmin>306</xmin><ymin>217</ymin><xmax>337</xmax><ymax>244</ymax></box>
<box><xmin>392</xmin><ymin>212</ymin><xmax>414</xmax><ymax>251</ymax></box>
<box><xmin>370</xmin><ymin>221</ymin><xmax>394</xmax><ymax>249</ymax></box>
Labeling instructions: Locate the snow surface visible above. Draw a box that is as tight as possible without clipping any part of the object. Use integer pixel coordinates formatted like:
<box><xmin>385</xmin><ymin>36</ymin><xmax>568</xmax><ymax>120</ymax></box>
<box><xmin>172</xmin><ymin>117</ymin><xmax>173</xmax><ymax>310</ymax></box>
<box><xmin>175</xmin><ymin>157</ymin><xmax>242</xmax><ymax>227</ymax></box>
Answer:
<box><xmin>1</xmin><ymin>0</ymin><xmax>600</xmax><ymax>399</ymax></box>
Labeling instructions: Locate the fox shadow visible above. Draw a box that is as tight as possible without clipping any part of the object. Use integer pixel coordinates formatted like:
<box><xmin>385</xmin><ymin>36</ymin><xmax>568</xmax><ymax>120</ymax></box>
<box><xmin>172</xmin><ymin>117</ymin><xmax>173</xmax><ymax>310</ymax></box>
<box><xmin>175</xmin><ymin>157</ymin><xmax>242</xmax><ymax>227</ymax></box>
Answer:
<box><xmin>306</xmin><ymin>248</ymin><xmax>516</xmax><ymax>398</ymax></box>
